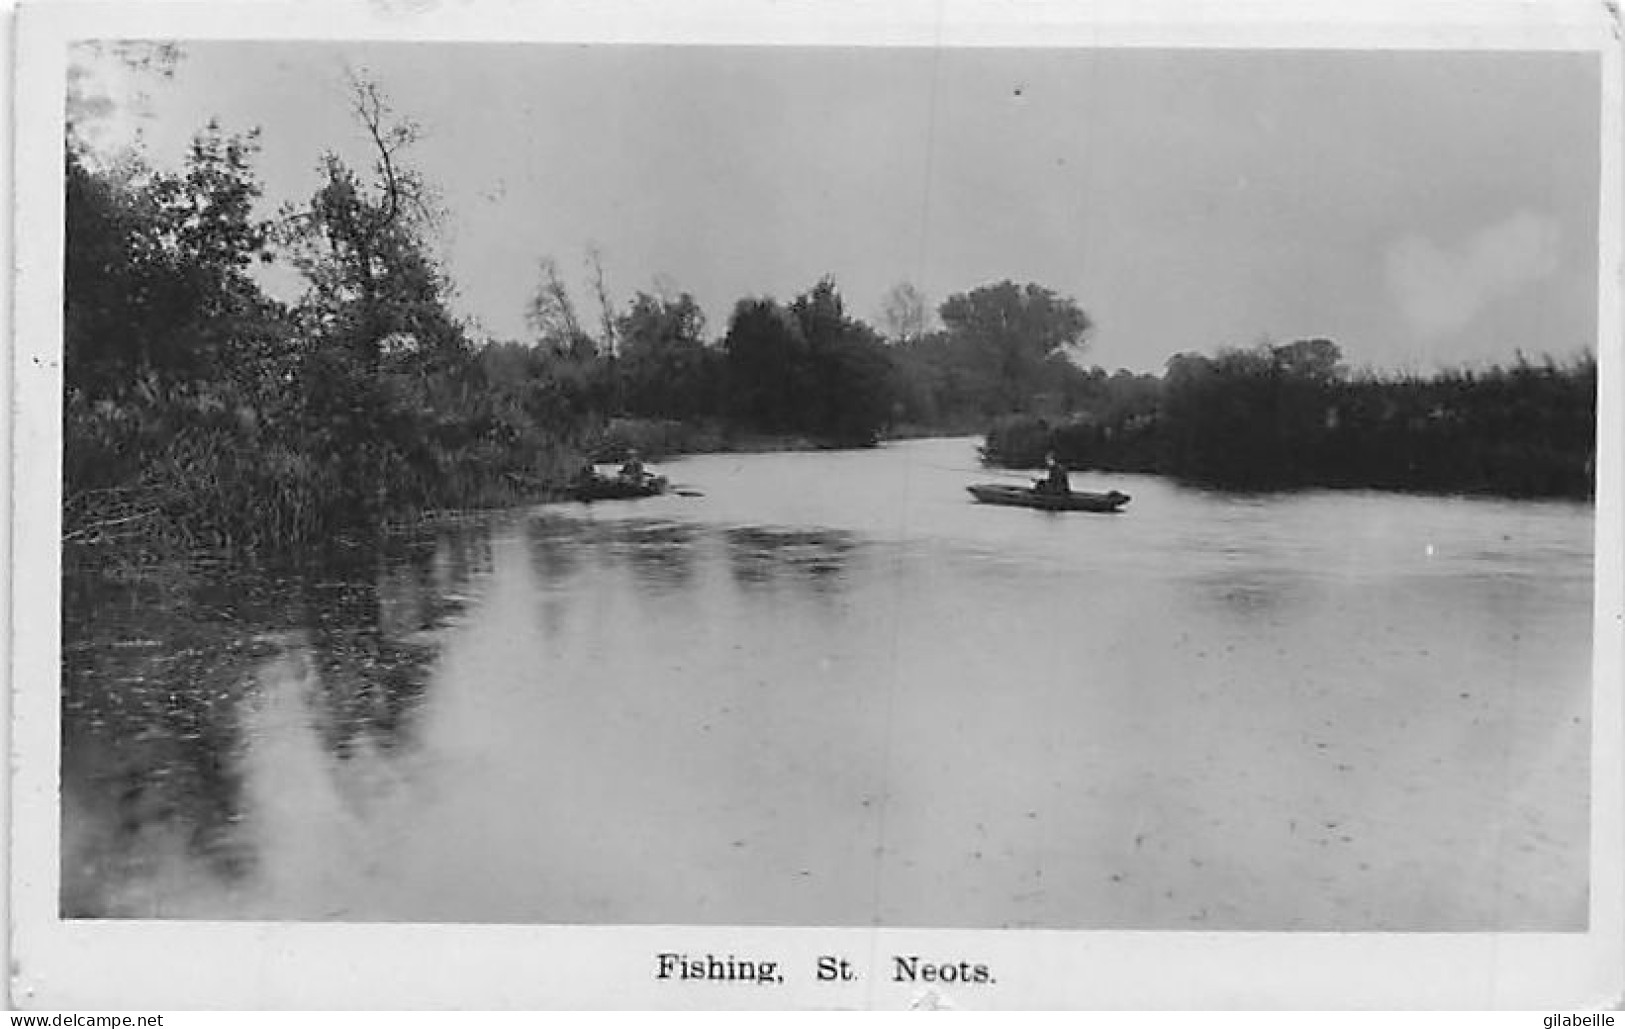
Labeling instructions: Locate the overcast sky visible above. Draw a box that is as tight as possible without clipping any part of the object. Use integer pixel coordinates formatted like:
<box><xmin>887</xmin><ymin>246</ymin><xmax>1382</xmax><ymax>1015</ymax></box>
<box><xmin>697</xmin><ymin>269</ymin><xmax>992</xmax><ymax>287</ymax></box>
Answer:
<box><xmin>75</xmin><ymin>41</ymin><xmax>1600</xmax><ymax>374</ymax></box>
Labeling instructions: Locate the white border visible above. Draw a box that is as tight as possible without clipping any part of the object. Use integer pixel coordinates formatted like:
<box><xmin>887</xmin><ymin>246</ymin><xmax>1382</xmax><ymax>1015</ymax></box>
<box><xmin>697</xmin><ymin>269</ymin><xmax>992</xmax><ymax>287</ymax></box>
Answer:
<box><xmin>10</xmin><ymin>0</ymin><xmax>1623</xmax><ymax>1010</ymax></box>
<box><xmin>2</xmin><ymin>0</ymin><xmax>18</xmax><ymax>1015</ymax></box>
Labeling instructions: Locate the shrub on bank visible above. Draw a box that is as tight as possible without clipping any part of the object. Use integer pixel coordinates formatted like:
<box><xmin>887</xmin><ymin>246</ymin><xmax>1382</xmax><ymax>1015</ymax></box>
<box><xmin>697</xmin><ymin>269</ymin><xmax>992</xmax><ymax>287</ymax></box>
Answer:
<box><xmin>979</xmin><ymin>345</ymin><xmax>1596</xmax><ymax>500</ymax></box>
<box><xmin>587</xmin><ymin>417</ymin><xmax>727</xmax><ymax>462</ymax></box>
<box><xmin>979</xmin><ymin>415</ymin><xmax>1055</xmax><ymax>468</ymax></box>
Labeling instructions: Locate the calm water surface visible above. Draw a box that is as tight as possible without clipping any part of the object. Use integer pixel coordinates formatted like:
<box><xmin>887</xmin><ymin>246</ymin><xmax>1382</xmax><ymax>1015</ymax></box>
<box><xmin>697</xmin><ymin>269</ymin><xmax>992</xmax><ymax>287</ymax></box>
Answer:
<box><xmin>61</xmin><ymin>437</ymin><xmax>1594</xmax><ymax>928</ymax></box>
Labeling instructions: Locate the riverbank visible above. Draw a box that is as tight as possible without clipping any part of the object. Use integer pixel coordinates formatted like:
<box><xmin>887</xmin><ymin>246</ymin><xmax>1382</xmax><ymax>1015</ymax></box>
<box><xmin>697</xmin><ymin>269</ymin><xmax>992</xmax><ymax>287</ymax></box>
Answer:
<box><xmin>978</xmin><ymin>349</ymin><xmax>1597</xmax><ymax>501</ymax></box>
<box><xmin>586</xmin><ymin>416</ymin><xmax>954</xmax><ymax>462</ymax></box>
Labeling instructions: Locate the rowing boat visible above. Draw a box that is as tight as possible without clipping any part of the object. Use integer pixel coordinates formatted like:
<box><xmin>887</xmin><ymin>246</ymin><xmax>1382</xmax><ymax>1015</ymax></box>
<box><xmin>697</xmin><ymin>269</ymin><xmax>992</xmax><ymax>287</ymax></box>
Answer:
<box><xmin>966</xmin><ymin>483</ymin><xmax>1130</xmax><ymax>512</ymax></box>
<box><xmin>568</xmin><ymin>474</ymin><xmax>669</xmax><ymax>502</ymax></box>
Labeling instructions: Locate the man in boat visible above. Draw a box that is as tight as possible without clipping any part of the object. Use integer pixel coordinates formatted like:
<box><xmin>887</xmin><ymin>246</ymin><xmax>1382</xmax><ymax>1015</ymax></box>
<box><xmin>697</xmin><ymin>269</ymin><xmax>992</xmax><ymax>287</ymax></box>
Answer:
<box><xmin>618</xmin><ymin>448</ymin><xmax>647</xmax><ymax>486</ymax></box>
<box><xmin>1037</xmin><ymin>451</ymin><xmax>1070</xmax><ymax>495</ymax></box>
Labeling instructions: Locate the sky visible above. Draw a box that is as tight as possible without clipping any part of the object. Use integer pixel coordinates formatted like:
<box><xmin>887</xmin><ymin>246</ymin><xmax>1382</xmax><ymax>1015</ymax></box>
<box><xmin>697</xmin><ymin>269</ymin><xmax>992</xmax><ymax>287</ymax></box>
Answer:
<box><xmin>73</xmin><ymin>41</ymin><xmax>1601</xmax><ymax>374</ymax></box>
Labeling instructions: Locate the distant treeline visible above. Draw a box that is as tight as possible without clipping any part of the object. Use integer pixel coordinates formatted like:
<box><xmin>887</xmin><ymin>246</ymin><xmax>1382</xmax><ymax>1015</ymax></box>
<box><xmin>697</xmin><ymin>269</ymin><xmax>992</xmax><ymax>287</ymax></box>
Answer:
<box><xmin>982</xmin><ymin>339</ymin><xmax>1597</xmax><ymax>499</ymax></box>
<box><xmin>599</xmin><ymin>277</ymin><xmax>1097</xmax><ymax>452</ymax></box>
<box><xmin>65</xmin><ymin>85</ymin><xmax>1595</xmax><ymax>560</ymax></box>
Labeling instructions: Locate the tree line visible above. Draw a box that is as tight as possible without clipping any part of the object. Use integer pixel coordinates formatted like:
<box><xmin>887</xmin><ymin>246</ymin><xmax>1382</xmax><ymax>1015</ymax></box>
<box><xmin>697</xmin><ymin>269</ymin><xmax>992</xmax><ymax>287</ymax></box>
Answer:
<box><xmin>581</xmin><ymin>275</ymin><xmax>1099</xmax><ymax>453</ymax></box>
<box><xmin>64</xmin><ymin>80</ymin><xmax>1595</xmax><ymax>561</ymax></box>
<box><xmin>63</xmin><ymin>82</ymin><xmax>1102</xmax><ymax>554</ymax></box>
<box><xmin>983</xmin><ymin>338</ymin><xmax>1597</xmax><ymax>499</ymax></box>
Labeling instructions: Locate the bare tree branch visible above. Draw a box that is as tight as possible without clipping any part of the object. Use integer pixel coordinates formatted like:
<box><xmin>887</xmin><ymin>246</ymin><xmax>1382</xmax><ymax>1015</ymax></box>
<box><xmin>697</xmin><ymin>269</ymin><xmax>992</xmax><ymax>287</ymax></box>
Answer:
<box><xmin>344</xmin><ymin>68</ymin><xmax>431</xmax><ymax>233</ymax></box>
<box><xmin>526</xmin><ymin>256</ymin><xmax>582</xmax><ymax>345</ymax></box>
<box><xmin>586</xmin><ymin>244</ymin><xmax>617</xmax><ymax>358</ymax></box>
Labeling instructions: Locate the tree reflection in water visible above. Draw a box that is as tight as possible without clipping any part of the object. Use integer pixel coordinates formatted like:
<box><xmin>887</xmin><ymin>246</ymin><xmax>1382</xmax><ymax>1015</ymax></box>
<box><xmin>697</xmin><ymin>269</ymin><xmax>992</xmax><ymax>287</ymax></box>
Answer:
<box><xmin>60</xmin><ymin>521</ymin><xmax>493</xmax><ymax>917</ymax></box>
<box><xmin>526</xmin><ymin>515</ymin><xmax>700</xmax><ymax>593</ymax></box>
<box><xmin>522</xmin><ymin>514</ymin><xmax>859</xmax><ymax>602</ymax></box>
<box><xmin>616</xmin><ymin>522</ymin><xmax>701</xmax><ymax>593</ymax></box>
<box><xmin>723</xmin><ymin>526</ymin><xmax>860</xmax><ymax>592</ymax></box>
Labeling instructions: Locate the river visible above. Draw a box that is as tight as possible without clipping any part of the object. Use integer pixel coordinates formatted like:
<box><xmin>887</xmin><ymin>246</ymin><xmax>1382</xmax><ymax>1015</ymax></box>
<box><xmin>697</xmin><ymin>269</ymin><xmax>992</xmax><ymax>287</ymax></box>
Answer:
<box><xmin>60</xmin><ymin>437</ymin><xmax>1594</xmax><ymax>929</ymax></box>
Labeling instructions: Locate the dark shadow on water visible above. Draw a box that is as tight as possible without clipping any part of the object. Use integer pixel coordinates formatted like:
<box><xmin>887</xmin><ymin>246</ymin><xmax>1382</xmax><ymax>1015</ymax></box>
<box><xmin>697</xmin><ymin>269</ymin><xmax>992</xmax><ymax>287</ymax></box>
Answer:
<box><xmin>723</xmin><ymin>526</ymin><xmax>862</xmax><ymax>592</ymax></box>
<box><xmin>525</xmin><ymin>515</ymin><xmax>701</xmax><ymax>594</ymax></box>
<box><xmin>60</xmin><ymin>563</ymin><xmax>270</xmax><ymax>913</ymax></box>
<box><xmin>60</xmin><ymin>520</ymin><xmax>494</xmax><ymax>917</ymax></box>
<box><xmin>525</xmin><ymin>515</ymin><xmax>863</xmax><ymax>599</ymax></box>
<box><xmin>612</xmin><ymin>522</ymin><xmax>701</xmax><ymax>592</ymax></box>
<box><xmin>524</xmin><ymin>515</ymin><xmax>587</xmax><ymax>585</ymax></box>
<box><xmin>290</xmin><ymin>531</ymin><xmax>489</xmax><ymax>761</ymax></box>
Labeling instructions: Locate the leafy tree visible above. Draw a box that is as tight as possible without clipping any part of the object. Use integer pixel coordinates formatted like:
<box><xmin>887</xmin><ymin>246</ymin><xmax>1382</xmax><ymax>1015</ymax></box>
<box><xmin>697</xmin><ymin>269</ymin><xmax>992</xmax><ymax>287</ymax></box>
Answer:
<box><xmin>722</xmin><ymin>278</ymin><xmax>900</xmax><ymax>444</ymax></box>
<box><xmin>278</xmin><ymin>76</ymin><xmax>471</xmax><ymax>522</ymax></box>
<box><xmin>282</xmin><ymin>79</ymin><xmax>459</xmax><ymax>360</ymax></box>
<box><xmin>66</xmin><ymin>123</ymin><xmax>280</xmax><ymax>402</ymax></box>
<box><xmin>63</xmin><ymin>123</ymin><xmax>327</xmax><ymax>548</ymax></box>
<box><xmin>723</xmin><ymin>296</ymin><xmax>811</xmax><ymax>433</ymax></box>
<box><xmin>1272</xmin><ymin>337</ymin><xmax>1344</xmax><ymax>382</ymax></box>
<box><xmin>937</xmin><ymin>280</ymin><xmax>1092</xmax><ymax>414</ymax></box>
<box><xmin>789</xmin><ymin>277</ymin><xmax>896</xmax><ymax>444</ymax></box>
<box><xmin>64</xmin><ymin>74</ymin><xmax>616</xmax><ymax>553</ymax></box>
<box><xmin>616</xmin><ymin>290</ymin><xmax>715</xmax><ymax>420</ymax></box>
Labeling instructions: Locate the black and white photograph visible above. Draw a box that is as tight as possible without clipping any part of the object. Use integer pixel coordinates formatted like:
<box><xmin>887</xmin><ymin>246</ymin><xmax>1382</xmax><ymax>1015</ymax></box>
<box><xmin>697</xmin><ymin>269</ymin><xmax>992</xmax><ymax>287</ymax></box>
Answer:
<box><xmin>9</xmin><ymin>0</ymin><xmax>1623</xmax><ymax>1010</ymax></box>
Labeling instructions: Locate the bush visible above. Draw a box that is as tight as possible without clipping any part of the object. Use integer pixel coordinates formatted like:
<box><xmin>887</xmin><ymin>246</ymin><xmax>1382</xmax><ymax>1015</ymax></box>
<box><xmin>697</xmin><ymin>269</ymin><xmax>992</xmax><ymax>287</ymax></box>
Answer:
<box><xmin>587</xmin><ymin>417</ymin><xmax>725</xmax><ymax>462</ymax></box>
<box><xmin>980</xmin><ymin>415</ymin><xmax>1054</xmax><ymax>467</ymax></box>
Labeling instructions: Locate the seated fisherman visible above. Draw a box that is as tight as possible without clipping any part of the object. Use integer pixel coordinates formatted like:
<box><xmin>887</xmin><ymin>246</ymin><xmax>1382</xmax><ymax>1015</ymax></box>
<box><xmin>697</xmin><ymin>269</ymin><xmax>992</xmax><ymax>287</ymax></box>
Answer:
<box><xmin>618</xmin><ymin>448</ymin><xmax>646</xmax><ymax>484</ymax></box>
<box><xmin>1038</xmin><ymin>452</ymin><xmax>1070</xmax><ymax>494</ymax></box>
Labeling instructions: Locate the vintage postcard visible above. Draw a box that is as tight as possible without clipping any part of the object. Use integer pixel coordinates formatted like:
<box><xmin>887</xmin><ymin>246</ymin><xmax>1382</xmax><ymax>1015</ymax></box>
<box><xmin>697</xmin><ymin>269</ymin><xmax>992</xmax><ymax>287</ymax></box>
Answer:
<box><xmin>8</xmin><ymin>0</ymin><xmax>1622</xmax><ymax>1010</ymax></box>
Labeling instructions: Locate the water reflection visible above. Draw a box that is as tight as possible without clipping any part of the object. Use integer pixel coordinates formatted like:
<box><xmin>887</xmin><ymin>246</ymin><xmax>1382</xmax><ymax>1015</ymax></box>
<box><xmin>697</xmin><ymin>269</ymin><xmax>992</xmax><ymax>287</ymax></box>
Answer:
<box><xmin>527</xmin><ymin>514</ymin><xmax>861</xmax><ymax>597</ymax></box>
<box><xmin>60</xmin><ymin>521</ymin><xmax>493</xmax><ymax>917</ymax></box>
<box><xmin>527</xmin><ymin>517</ymin><xmax>702</xmax><ymax>586</ymax></box>
<box><xmin>60</xmin><ymin>569</ymin><xmax>266</xmax><ymax>914</ymax></box>
<box><xmin>723</xmin><ymin>526</ymin><xmax>861</xmax><ymax>592</ymax></box>
<box><xmin>524</xmin><ymin>516</ymin><xmax>587</xmax><ymax>586</ymax></box>
<box><xmin>295</xmin><ymin>540</ymin><xmax>462</xmax><ymax>761</ymax></box>
<box><xmin>617</xmin><ymin>522</ymin><xmax>701</xmax><ymax>591</ymax></box>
